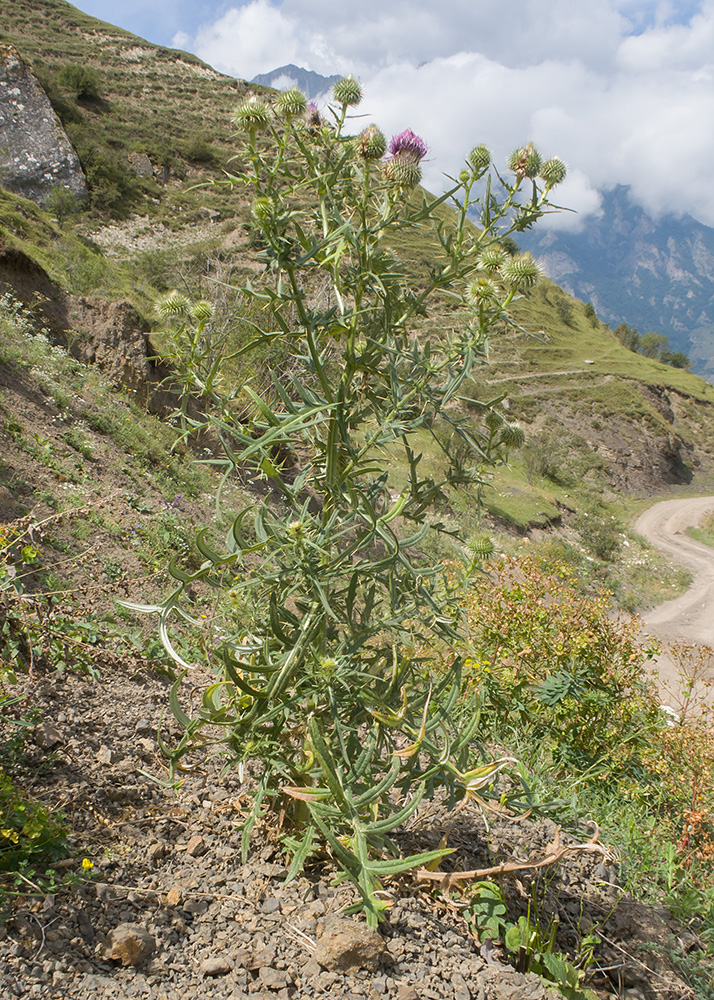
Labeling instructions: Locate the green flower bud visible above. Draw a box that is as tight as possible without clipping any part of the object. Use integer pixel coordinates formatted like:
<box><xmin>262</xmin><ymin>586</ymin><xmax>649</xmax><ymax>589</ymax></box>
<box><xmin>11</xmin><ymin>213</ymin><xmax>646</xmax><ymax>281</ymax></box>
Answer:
<box><xmin>501</xmin><ymin>255</ymin><xmax>541</xmax><ymax>288</ymax></box>
<box><xmin>319</xmin><ymin>657</ymin><xmax>339</xmax><ymax>677</ymax></box>
<box><xmin>497</xmin><ymin>422</ymin><xmax>526</xmax><ymax>448</ymax></box>
<box><xmin>332</xmin><ymin>74</ymin><xmax>362</xmax><ymax>107</ymax></box>
<box><xmin>287</xmin><ymin>520</ymin><xmax>306</xmax><ymax>540</ymax></box>
<box><xmin>191</xmin><ymin>299</ymin><xmax>214</xmax><ymax>323</ymax></box>
<box><xmin>232</xmin><ymin>96</ymin><xmax>272</xmax><ymax>130</ymax></box>
<box><xmin>466</xmin><ymin>277</ymin><xmax>499</xmax><ymax>307</ymax></box>
<box><xmin>484</xmin><ymin>410</ymin><xmax>504</xmax><ymax>432</ymax></box>
<box><xmin>158</xmin><ymin>291</ymin><xmax>190</xmax><ymax>318</ymax></box>
<box><xmin>539</xmin><ymin>157</ymin><xmax>567</xmax><ymax>187</ymax></box>
<box><xmin>459</xmin><ymin>169</ymin><xmax>471</xmax><ymax>184</ymax></box>
<box><xmin>385</xmin><ymin>153</ymin><xmax>422</xmax><ymax>190</ymax></box>
<box><xmin>358</xmin><ymin>124</ymin><xmax>387</xmax><ymax>160</ymax></box>
<box><xmin>276</xmin><ymin>87</ymin><xmax>307</xmax><ymax>118</ymax></box>
<box><xmin>478</xmin><ymin>248</ymin><xmax>507</xmax><ymax>274</ymax></box>
<box><xmin>252</xmin><ymin>197</ymin><xmax>273</xmax><ymax>223</ymax></box>
<box><xmin>468</xmin><ymin>144</ymin><xmax>491</xmax><ymax>173</ymax></box>
<box><xmin>470</xmin><ymin>534</ymin><xmax>495</xmax><ymax>560</ymax></box>
<box><xmin>508</xmin><ymin>143</ymin><xmax>542</xmax><ymax>179</ymax></box>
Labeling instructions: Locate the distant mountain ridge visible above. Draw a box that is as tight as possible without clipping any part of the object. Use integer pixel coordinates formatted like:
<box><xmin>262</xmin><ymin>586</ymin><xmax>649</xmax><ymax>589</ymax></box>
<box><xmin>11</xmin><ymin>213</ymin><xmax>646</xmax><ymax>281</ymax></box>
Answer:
<box><xmin>519</xmin><ymin>186</ymin><xmax>714</xmax><ymax>380</ymax></box>
<box><xmin>251</xmin><ymin>64</ymin><xmax>339</xmax><ymax>99</ymax></box>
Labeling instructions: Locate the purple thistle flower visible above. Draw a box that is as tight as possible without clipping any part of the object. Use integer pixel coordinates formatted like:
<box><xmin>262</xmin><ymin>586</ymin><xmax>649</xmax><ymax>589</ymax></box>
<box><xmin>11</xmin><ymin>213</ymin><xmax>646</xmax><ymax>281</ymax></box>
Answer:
<box><xmin>306</xmin><ymin>100</ymin><xmax>321</xmax><ymax>128</ymax></box>
<box><xmin>389</xmin><ymin>129</ymin><xmax>427</xmax><ymax>161</ymax></box>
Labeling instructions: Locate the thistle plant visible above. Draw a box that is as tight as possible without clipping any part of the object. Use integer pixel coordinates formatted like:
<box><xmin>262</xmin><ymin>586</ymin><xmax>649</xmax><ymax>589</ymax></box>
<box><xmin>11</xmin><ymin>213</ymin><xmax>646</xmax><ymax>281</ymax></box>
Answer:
<box><xmin>136</xmin><ymin>79</ymin><xmax>566</xmax><ymax>924</ymax></box>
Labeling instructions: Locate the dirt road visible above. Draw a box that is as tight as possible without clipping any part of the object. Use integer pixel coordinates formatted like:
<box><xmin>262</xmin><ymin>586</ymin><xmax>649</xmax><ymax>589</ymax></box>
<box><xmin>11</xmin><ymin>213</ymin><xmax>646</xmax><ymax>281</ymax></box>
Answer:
<box><xmin>634</xmin><ymin>496</ymin><xmax>714</xmax><ymax>705</ymax></box>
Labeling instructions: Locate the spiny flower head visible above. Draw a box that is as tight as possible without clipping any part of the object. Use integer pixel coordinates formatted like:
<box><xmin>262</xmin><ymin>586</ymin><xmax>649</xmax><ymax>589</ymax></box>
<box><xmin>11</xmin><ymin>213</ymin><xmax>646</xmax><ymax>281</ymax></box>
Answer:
<box><xmin>389</xmin><ymin>129</ymin><xmax>427</xmax><ymax>161</ymax></box>
<box><xmin>358</xmin><ymin>124</ymin><xmax>387</xmax><ymax>160</ymax></box>
<box><xmin>470</xmin><ymin>535</ymin><xmax>495</xmax><ymax>560</ymax></box>
<box><xmin>276</xmin><ymin>87</ymin><xmax>307</xmax><ymax>118</ymax></box>
<box><xmin>468</xmin><ymin>144</ymin><xmax>491</xmax><ymax>173</ymax></box>
<box><xmin>191</xmin><ymin>300</ymin><xmax>214</xmax><ymax>323</ymax></box>
<box><xmin>497</xmin><ymin>421</ymin><xmax>526</xmax><ymax>448</ymax></box>
<box><xmin>306</xmin><ymin>100</ymin><xmax>322</xmax><ymax>128</ymax></box>
<box><xmin>232</xmin><ymin>96</ymin><xmax>272</xmax><ymax>130</ymax></box>
<box><xmin>287</xmin><ymin>520</ymin><xmax>307</xmax><ymax>541</ymax></box>
<box><xmin>252</xmin><ymin>197</ymin><xmax>273</xmax><ymax>223</ymax></box>
<box><xmin>501</xmin><ymin>254</ymin><xmax>541</xmax><ymax>288</ymax></box>
<box><xmin>478</xmin><ymin>248</ymin><xmax>507</xmax><ymax>274</ymax></box>
<box><xmin>385</xmin><ymin>153</ymin><xmax>422</xmax><ymax>190</ymax></box>
<box><xmin>539</xmin><ymin>157</ymin><xmax>567</xmax><ymax>187</ymax></box>
<box><xmin>466</xmin><ymin>277</ymin><xmax>499</xmax><ymax>307</ymax></box>
<box><xmin>484</xmin><ymin>410</ymin><xmax>504</xmax><ymax>432</ymax></box>
<box><xmin>508</xmin><ymin>142</ymin><xmax>542</xmax><ymax>179</ymax></box>
<box><xmin>319</xmin><ymin>657</ymin><xmax>339</xmax><ymax>677</ymax></box>
<box><xmin>332</xmin><ymin>75</ymin><xmax>362</xmax><ymax>106</ymax></box>
<box><xmin>157</xmin><ymin>291</ymin><xmax>190</xmax><ymax>318</ymax></box>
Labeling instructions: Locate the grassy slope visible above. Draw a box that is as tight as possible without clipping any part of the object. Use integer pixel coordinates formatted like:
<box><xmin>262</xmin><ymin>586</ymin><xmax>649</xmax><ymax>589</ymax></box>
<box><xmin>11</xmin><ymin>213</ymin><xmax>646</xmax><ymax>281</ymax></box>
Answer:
<box><xmin>4</xmin><ymin>0</ymin><xmax>714</xmax><ymax>613</ymax></box>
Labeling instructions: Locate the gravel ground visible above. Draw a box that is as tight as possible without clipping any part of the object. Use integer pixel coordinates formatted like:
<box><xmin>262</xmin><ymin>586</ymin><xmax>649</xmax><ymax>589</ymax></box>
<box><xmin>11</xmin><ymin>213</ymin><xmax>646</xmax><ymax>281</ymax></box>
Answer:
<box><xmin>0</xmin><ymin>661</ymin><xmax>702</xmax><ymax>1000</ymax></box>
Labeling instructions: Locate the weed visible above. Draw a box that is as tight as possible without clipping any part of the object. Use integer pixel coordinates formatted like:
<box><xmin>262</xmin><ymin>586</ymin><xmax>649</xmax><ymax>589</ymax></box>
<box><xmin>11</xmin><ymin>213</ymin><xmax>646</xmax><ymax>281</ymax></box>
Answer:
<box><xmin>61</xmin><ymin>427</ymin><xmax>94</xmax><ymax>459</ymax></box>
<box><xmin>462</xmin><ymin>880</ymin><xmax>599</xmax><ymax>999</ymax></box>
<box><xmin>0</xmin><ymin>772</ymin><xmax>67</xmax><ymax>873</ymax></box>
<box><xmin>136</xmin><ymin>85</ymin><xmax>568</xmax><ymax>925</ymax></box>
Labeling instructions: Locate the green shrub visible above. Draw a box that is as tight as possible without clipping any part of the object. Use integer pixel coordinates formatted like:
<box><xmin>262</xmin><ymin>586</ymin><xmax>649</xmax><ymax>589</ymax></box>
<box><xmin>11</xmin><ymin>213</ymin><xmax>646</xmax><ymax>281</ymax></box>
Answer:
<box><xmin>522</xmin><ymin>429</ymin><xmax>572</xmax><ymax>485</ymax></box>
<box><xmin>661</xmin><ymin>350</ymin><xmax>692</xmax><ymax>370</ymax></box>
<box><xmin>183</xmin><ymin>132</ymin><xmax>217</xmax><ymax>164</ymax></box>
<box><xmin>57</xmin><ymin>64</ymin><xmax>102</xmax><ymax>99</ymax></box>
<box><xmin>44</xmin><ymin>184</ymin><xmax>83</xmax><ymax>226</ymax></box>
<box><xmin>464</xmin><ymin>556</ymin><xmax>661</xmax><ymax>777</ymax></box>
<box><xmin>65</xmin><ymin>123</ymin><xmax>144</xmax><ymax>217</ymax></box>
<box><xmin>577</xmin><ymin>510</ymin><xmax>621</xmax><ymax>561</ymax></box>
<box><xmin>614</xmin><ymin>322</ymin><xmax>641</xmax><ymax>352</ymax></box>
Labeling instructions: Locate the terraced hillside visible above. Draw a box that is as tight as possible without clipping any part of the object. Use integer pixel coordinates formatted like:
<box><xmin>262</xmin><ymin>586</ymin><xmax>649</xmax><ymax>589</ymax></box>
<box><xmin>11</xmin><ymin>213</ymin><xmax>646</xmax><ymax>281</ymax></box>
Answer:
<box><xmin>1</xmin><ymin>0</ymin><xmax>255</xmax><ymax>218</ymax></box>
<box><xmin>4</xmin><ymin>0</ymin><xmax>714</xmax><ymax>575</ymax></box>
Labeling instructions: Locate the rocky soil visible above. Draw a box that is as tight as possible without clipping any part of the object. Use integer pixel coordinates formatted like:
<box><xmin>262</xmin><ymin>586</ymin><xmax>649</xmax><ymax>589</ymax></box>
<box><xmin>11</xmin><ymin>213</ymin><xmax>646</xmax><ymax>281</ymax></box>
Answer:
<box><xmin>0</xmin><ymin>658</ymin><xmax>701</xmax><ymax>1000</ymax></box>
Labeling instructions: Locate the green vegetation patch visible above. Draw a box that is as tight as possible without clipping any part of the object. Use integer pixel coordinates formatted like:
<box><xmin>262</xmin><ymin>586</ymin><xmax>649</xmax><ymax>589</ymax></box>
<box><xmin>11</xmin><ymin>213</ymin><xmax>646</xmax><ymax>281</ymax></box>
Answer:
<box><xmin>686</xmin><ymin>507</ymin><xmax>714</xmax><ymax>549</ymax></box>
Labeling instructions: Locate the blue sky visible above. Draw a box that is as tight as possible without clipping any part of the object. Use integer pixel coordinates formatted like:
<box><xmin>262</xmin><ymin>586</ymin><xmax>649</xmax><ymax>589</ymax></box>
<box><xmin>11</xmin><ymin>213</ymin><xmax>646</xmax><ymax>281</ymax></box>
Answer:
<box><xmin>69</xmin><ymin>1</ymin><xmax>714</xmax><ymax>229</ymax></box>
<box><xmin>70</xmin><ymin>1</ymin><xmax>217</xmax><ymax>46</ymax></box>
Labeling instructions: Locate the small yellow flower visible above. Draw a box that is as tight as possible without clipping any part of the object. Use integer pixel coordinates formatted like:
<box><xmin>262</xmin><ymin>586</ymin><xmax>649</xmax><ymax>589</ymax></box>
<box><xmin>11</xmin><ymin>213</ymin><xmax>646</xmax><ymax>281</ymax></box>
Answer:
<box><xmin>82</xmin><ymin>858</ymin><xmax>94</xmax><ymax>870</ymax></box>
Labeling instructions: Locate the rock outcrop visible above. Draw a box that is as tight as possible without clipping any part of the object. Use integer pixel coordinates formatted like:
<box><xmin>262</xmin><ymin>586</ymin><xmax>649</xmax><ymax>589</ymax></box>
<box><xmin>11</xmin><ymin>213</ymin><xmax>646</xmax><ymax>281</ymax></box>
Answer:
<box><xmin>0</xmin><ymin>44</ymin><xmax>87</xmax><ymax>204</ymax></box>
<box><xmin>0</xmin><ymin>245</ymin><xmax>175</xmax><ymax>412</ymax></box>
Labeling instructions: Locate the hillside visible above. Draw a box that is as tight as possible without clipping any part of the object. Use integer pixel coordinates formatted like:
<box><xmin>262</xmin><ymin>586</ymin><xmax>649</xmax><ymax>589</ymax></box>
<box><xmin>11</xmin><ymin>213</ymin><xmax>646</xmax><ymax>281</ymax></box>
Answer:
<box><xmin>1</xmin><ymin>4</ymin><xmax>714</xmax><ymax>1000</ymax></box>
<box><xmin>520</xmin><ymin>186</ymin><xmax>714</xmax><ymax>381</ymax></box>
<box><xmin>0</xmin><ymin>0</ymin><xmax>255</xmax><ymax>219</ymax></box>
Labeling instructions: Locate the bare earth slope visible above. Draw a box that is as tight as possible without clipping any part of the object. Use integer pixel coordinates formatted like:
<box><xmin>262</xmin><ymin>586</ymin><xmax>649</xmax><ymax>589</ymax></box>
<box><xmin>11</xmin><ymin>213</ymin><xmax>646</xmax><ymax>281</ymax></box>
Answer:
<box><xmin>635</xmin><ymin>496</ymin><xmax>714</xmax><ymax>702</ymax></box>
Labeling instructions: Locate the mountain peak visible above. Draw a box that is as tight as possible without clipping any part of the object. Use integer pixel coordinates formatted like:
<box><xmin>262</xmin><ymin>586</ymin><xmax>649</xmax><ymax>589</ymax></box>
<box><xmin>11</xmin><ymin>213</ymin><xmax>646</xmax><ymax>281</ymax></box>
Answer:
<box><xmin>251</xmin><ymin>64</ymin><xmax>340</xmax><ymax>99</ymax></box>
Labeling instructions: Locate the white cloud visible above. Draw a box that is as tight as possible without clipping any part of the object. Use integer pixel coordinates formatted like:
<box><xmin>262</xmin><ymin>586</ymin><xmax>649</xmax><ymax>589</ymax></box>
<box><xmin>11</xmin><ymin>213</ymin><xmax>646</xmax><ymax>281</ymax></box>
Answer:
<box><xmin>192</xmin><ymin>0</ymin><xmax>299</xmax><ymax>80</ymax></box>
<box><xmin>267</xmin><ymin>73</ymin><xmax>298</xmax><ymax>90</ymax></box>
<box><xmin>180</xmin><ymin>0</ymin><xmax>714</xmax><ymax>227</ymax></box>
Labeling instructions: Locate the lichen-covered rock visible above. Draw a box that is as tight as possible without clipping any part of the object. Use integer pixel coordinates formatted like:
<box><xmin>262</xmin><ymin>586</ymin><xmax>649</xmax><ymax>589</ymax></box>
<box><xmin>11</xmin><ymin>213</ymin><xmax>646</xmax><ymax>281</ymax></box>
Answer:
<box><xmin>313</xmin><ymin>915</ymin><xmax>386</xmax><ymax>973</ymax></box>
<box><xmin>102</xmin><ymin>922</ymin><xmax>155</xmax><ymax>967</ymax></box>
<box><xmin>127</xmin><ymin>151</ymin><xmax>154</xmax><ymax>177</ymax></box>
<box><xmin>0</xmin><ymin>44</ymin><xmax>87</xmax><ymax>204</ymax></box>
